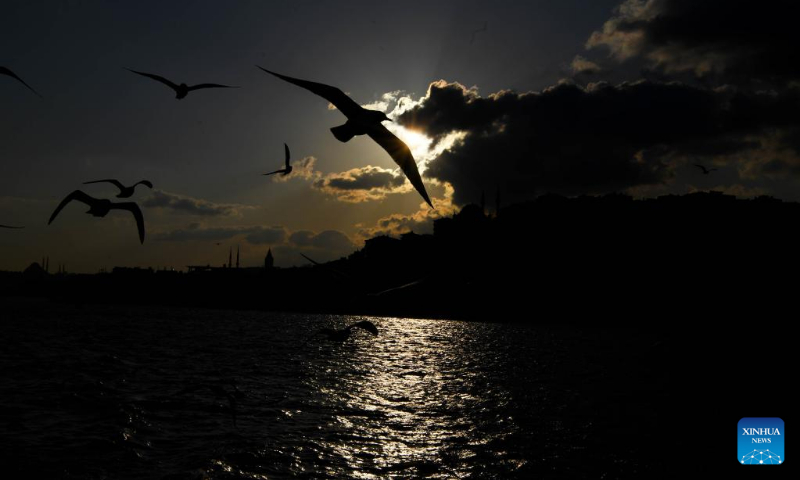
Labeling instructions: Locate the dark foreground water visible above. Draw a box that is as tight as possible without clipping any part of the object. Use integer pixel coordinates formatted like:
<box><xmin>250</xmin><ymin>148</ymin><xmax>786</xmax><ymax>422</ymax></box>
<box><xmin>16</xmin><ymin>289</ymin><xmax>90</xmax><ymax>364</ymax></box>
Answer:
<box><xmin>1</xmin><ymin>299</ymin><xmax>668</xmax><ymax>479</ymax></box>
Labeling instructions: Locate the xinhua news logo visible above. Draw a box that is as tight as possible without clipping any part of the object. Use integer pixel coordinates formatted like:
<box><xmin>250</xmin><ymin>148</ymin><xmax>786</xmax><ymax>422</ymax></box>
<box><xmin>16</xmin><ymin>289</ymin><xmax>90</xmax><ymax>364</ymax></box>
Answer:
<box><xmin>739</xmin><ymin>417</ymin><xmax>784</xmax><ymax>465</ymax></box>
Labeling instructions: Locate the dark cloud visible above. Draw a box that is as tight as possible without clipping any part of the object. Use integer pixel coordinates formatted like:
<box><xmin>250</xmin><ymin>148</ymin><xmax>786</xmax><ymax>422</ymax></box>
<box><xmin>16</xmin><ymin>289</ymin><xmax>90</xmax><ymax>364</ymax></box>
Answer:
<box><xmin>143</xmin><ymin>190</ymin><xmax>250</xmax><ymax>216</ymax></box>
<box><xmin>398</xmin><ymin>80</ymin><xmax>800</xmax><ymax>205</ymax></box>
<box><xmin>311</xmin><ymin>166</ymin><xmax>409</xmax><ymax>202</ymax></box>
<box><xmin>571</xmin><ymin>55</ymin><xmax>602</xmax><ymax>75</ymax></box>
<box><xmin>154</xmin><ymin>224</ymin><xmax>287</xmax><ymax>244</ymax></box>
<box><xmin>289</xmin><ymin>230</ymin><xmax>355</xmax><ymax>251</ymax></box>
<box><xmin>269</xmin><ymin>229</ymin><xmax>358</xmax><ymax>264</ymax></box>
<box><xmin>587</xmin><ymin>0</ymin><xmax>798</xmax><ymax>85</ymax></box>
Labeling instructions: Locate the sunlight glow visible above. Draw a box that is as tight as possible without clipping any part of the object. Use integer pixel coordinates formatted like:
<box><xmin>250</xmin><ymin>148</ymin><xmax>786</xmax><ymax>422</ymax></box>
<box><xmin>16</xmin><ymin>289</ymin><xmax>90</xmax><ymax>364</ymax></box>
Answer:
<box><xmin>362</xmin><ymin>91</ymin><xmax>465</xmax><ymax>176</ymax></box>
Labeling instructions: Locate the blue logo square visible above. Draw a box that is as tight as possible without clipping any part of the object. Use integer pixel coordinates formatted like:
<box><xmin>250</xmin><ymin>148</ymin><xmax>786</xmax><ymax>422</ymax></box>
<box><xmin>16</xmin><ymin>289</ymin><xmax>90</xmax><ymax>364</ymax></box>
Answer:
<box><xmin>738</xmin><ymin>417</ymin><xmax>784</xmax><ymax>465</ymax></box>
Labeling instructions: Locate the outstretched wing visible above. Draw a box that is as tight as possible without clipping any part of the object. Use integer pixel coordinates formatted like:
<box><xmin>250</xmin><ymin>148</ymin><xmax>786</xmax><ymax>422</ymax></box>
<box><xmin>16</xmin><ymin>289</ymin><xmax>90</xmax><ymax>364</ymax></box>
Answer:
<box><xmin>300</xmin><ymin>253</ymin><xmax>322</xmax><ymax>266</ymax></box>
<box><xmin>126</xmin><ymin>69</ymin><xmax>179</xmax><ymax>91</ymax></box>
<box><xmin>84</xmin><ymin>178</ymin><xmax>126</xmax><ymax>193</ymax></box>
<box><xmin>48</xmin><ymin>190</ymin><xmax>95</xmax><ymax>225</ymax></box>
<box><xmin>284</xmin><ymin>143</ymin><xmax>291</xmax><ymax>168</ymax></box>
<box><xmin>263</xmin><ymin>169</ymin><xmax>284</xmax><ymax>176</ymax></box>
<box><xmin>0</xmin><ymin>66</ymin><xmax>42</xmax><ymax>97</ymax></box>
<box><xmin>256</xmin><ymin>66</ymin><xmax>362</xmax><ymax>118</ymax></box>
<box><xmin>368</xmin><ymin>124</ymin><xmax>433</xmax><ymax>207</ymax></box>
<box><xmin>110</xmin><ymin>202</ymin><xmax>145</xmax><ymax>244</ymax></box>
<box><xmin>0</xmin><ymin>224</ymin><xmax>24</xmax><ymax>229</ymax></box>
<box><xmin>347</xmin><ymin>320</ymin><xmax>378</xmax><ymax>336</ymax></box>
<box><xmin>134</xmin><ymin>180</ymin><xmax>153</xmax><ymax>189</ymax></box>
<box><xmin>187</xmin><ymin>83</ymin><xmax>238</xmax><ymax>91</ymax></box>
<box><xmin>693</xmin><ymin>164</ymin><xmax>707</xmax><ymax>173</ymax></box>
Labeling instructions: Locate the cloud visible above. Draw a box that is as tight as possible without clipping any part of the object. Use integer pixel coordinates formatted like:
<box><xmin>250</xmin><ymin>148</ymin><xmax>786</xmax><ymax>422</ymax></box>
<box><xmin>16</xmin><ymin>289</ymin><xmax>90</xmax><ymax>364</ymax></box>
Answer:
<box><xmin>357</xmin><ymin>182</ymin><xmax>459</xmax><ymax>239</ymax></box>
<box><xmin>154</xmin><ymin>224</ymin><xmax>356</xmax><ymax>262</ymax></box>
<box><xmin>289</xmin><ymin>229</ymin><xmax>356</xmax><ymax>251</ymax></box>
<box><xmin>396</xmin><ymin>79</ymin><xmax>800</xmax><ymax>205</ymax></box>
<box><xmin>571</xmin><ymin>55</ymin><xmax>601</xmax><ymax>75</ymax></box>
<box><xmin>311</xmin><ymin>165</ymin><xmax>410</xmax><ymax>202</ymax></box>
<box><xmin>142</xmin><ymin>190</ymin><xmax>252</xmax><ymax>216</ymax></box>
<box><xmin>586</xmin><ymin>0</ymin><xmax>798</xmax><ymax>85</ymax></box>
<box><xmin>153</xmin><ymin>224</ymin><xmax>287</xmax><ymax>243</ymax></box>
<box><xmin>270</xmin><ymin>153</ymin><xmax>413</xmax><ymax>202</ymax></box>
<box><xmin>269</xmin><ymin>156</ymin><xmax>319</xmax><ymax>183</ymax></box>
<box><xmin>276</xmin><ymin>229</ymin><xmax>358</xmax><ymax>264</ymax></box>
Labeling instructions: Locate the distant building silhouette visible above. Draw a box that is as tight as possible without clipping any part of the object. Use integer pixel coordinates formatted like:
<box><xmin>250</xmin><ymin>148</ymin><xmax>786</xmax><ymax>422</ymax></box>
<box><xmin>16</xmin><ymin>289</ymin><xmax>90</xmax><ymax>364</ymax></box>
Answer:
<box><xmin>236</xmin><ymin>246</ymin><xmax>240</xmax><ymax>269</ymax></box>
<box><xmin>265</xmin><ymin>248</ymin><xmax>274</xmax><ymax>269</ymax></box>
<box><xmin>23</xmin><ymin>262</ymin><xmax>46</xmax><ymax>280</ymax></box>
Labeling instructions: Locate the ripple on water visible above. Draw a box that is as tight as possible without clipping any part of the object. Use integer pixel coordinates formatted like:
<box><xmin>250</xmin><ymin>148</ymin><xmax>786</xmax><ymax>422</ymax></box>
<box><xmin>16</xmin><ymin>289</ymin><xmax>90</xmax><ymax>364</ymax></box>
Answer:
<box><xmin>1</xmin><ymin>300</ymin><xmax>667</xmax><ymax>478</ymax></box>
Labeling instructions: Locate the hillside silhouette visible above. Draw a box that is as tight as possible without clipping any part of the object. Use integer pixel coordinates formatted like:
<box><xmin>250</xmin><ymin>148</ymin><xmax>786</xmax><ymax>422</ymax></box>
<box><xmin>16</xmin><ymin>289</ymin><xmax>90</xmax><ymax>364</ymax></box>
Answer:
<box><xmin>3</xmin><ymin>191</ymin><xmax>797</xmax><ymax>321</ymax></box>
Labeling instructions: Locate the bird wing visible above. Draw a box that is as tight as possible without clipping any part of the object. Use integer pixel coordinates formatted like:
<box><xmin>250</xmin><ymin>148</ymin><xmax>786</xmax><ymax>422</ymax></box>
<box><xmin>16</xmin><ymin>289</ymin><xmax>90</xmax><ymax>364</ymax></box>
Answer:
<box><xmin>126</xmin><ymin>69</ymin><xmax>179</xmax><ymax>91</ymax></box>
<box><xmin>48</xmin><ymin>190</ymin><xmax>96</xmax><ymax>225</ymax></box>
<box><xmin>693</xmin><ymin>164</ymin><xmax>707</xmax><ymax>172</ymax></box>
<box><xmin>0</xmin><ymin>224</ymin><xmax>24</xmax><ymax>229</ymax></box>
<box><xmin>187</xmin><ymin>83</ymin><xmax>237</xmax><ymax>91</ymax></box>
<box><xmin>284</xmin><ymin>143</ymin><xmax>291</xmax><ymax>168</ymax></box>
<box><xmin>1</xmin><ymin>66</ymin><xmax>42</xmax><ymax>97</ymax></box>
<box><xmin>347</xmin><ymin>320</ymin><xmax>379</xmax><ymax>336</ymax></box>
<box><xmin>263</xmin><ymin>169</ymin><xmax>285</xmax><ymax>176</ymax></box>
<box><xmin>110</xmin><ymin>202</ymin><xmax>145</xmax><ymax>244</ymax></box>
<box><xmin>134</xmin><ymin>180</ymin><xmax>154</xmax><ymax>189</ymax></box>
<box><xmin>367</xmin><ymin>124</ymin><xmax>433</xmax><ymax>207</ymax></box>
<box><xmin>83</xmin><ymin>178</ymin><xmax>126</xmax><ymax>193</ymax></box>
<box><xmin>256</xmin><ymin>66</ymin><xmax>363</xmax><ymax>118</ymax></box>
<box><xmin>300</xmin><ymin>253</ymin><xmax>322</xmax><ymax>266</ymax></box>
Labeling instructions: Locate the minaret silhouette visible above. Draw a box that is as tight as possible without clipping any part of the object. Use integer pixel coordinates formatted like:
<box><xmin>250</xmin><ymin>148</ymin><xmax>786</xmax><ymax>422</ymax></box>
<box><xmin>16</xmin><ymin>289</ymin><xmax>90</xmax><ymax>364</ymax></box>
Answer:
<box><xmin>265</xmin><ymin>248</ymin><xmax>274</xmax><ymax>269</ymax></box>
<box><xmin>228</xmin><ymin>247</ymin><xmax>232</xmax><ymax>268</ymax></box>
<box><xmin>236</xmin><ymin>246</ymin><xmax>240</xmax><ymax>269</ymax></box>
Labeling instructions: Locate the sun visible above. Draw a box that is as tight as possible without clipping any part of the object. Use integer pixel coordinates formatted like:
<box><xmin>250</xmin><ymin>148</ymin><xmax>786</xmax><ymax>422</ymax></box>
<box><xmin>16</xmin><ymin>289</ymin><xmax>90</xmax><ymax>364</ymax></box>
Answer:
<box><xmin>393</xmin><ymin>126</ymin><xmax>433</xmax><ymax>160</ymax></box>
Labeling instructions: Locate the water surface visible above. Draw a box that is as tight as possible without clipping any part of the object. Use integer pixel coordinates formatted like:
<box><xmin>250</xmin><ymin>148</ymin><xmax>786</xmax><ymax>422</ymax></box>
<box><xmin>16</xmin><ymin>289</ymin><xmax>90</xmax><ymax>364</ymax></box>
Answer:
<box><xmin>1</xmin><ymin>299</ymin><xmax>667</xmax><ymax>478</ymax></box>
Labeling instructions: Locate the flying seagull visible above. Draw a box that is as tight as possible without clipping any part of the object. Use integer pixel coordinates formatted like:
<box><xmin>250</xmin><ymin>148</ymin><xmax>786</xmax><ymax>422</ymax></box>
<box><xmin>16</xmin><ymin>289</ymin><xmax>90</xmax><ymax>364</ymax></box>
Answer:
<box><xmin>256</xmin><ymin>66</ymin><xmax>433</xmax><ymax>207</ymax></box>
<box><xmin>126</xmin><ymin>68</ymin><xmax>237</xmax><ymax>99</ymax></box>
<box><xmin>0</xmin><ymin>224</ymin><xmax>24</xmax><ymax>229</ymax></box>
<box><xmin>319</xmin><ymin>320</ymin><xmax>379</xmax><ymax>341</ymax></box>
<box><xmin>0</xmin><ymin>66</ymin><xmax>41</xmax><ymax>97</ymax></box>
<box><xmin>83</xmin><ymin>179</ymin><xmax>153</xmax><ymax>198</ymax></box>
<box><xmin>48</xmin><ymin>190</ymin><xmax>145</xmax><ymax>244</ymax></box>
<box><xmin>470</xmin><ymin>21</ymin><xmax>488</xmax><ymax>44</ymax></box>
<box><xmin>694</xmin><ymin>164</ymin><xmax>718</xmax><ymax>175</ymax></box>
<box><xmin>263</xmin><ymin>143</ymin><xmax>293</xmax><ymax>176</ymax></box>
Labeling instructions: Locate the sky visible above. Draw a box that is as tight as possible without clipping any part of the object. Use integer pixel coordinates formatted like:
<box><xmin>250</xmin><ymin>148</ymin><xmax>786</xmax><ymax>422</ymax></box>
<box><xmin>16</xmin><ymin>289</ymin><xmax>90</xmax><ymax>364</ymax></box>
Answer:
<box><xmin>2</xmin><ymin>0</ymin><xmax>798</xmax><ymax>272</ymax></box>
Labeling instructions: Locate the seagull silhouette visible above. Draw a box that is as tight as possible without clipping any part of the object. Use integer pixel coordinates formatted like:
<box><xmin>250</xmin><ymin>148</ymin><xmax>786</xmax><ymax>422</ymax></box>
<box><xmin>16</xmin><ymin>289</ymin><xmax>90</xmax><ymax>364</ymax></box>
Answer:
<box><xmin>0</xmin><ymin>224</ymin><xmax>24</xmax><ymax>229</ymax></box>
<box><xmin>1</xmin><ymin>66</ymin><xmax>41</xmax><ymax>97</ymax></box>
<box><xmin>83</xmin><ymin>179</ymin><xmax>153</xmax><ymax>198</ymax></box>
<box><xmin>319</xmin><ymin>320</ymin><xmax>379</xmax><ymax>341</ymax></box>
<box><xmin>256</xmin><ymin>67</ymin><xmax>433</xmax><ymax>207</ymax></box>
<box><xmin>470</xmin><ymin>21</ymin><xmax>488</xmax><ymax>44</ymax></box>
<box><xmin>263</xmin><ymin>144</ymin><xmax>293</xmax><ymax>176</ymax></box>
<box><xmin>694</xmin><ymin>164</ymin><xmax>718</xmax><ymax>175</ymax></box>
<box><xmin>48</xmin><ymin>190</ymin><xmax>145</xmax><ymax>244</ymax></box>
<box><xmin>126</xmin><ymin>68</ymin><xmax>237</xmax><ymax>99</ymax></box>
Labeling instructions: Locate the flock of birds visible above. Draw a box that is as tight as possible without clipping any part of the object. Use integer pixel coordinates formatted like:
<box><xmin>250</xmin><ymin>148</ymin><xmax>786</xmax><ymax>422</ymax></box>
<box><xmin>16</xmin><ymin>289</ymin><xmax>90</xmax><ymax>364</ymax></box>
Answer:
<box><xmin>3</xmin><ymin>63</ymin><xmax>723</xmax><ymax>241</ymax></box>
<box><xmin>1</xmin><ymin>64</ymin><xmax>434</xmax><ymax>239</ymax></box>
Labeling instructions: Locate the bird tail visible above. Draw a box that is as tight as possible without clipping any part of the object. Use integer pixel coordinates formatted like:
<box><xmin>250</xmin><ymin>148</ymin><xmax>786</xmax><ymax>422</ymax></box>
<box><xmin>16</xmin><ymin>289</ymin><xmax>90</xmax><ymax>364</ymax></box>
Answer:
<box><xmin>330</xmin><ymin>123</ymin><xmax>357</xmax><ymax>143</ymax></box>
